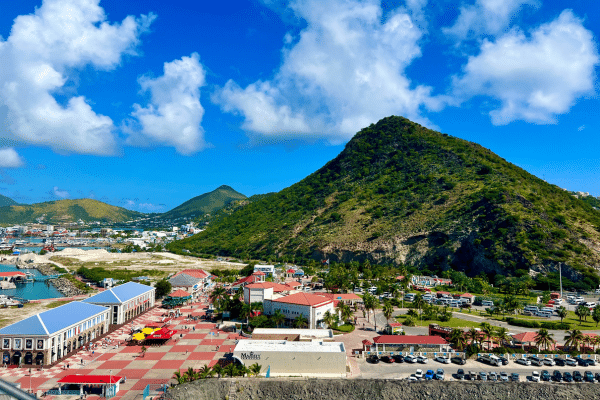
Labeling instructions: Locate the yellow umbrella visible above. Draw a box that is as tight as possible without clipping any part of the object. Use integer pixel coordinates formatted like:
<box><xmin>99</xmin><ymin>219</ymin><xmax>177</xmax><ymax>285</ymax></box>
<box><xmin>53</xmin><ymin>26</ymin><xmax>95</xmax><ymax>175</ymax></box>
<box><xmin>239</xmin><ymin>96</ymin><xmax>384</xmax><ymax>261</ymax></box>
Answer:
<box><xmin>141</xmin><ymin>328</ymin><xmax>153</xmax><ymax>335</ymax></box>
<box><xmin>153</xmin><ymin>328</ymin><xmax>161</xmax><ymax>332</ymax></box>
<box><xmin>132</xmin><ymin>333</ymin><xmax>145</xmax><ymax>341</ymax></box>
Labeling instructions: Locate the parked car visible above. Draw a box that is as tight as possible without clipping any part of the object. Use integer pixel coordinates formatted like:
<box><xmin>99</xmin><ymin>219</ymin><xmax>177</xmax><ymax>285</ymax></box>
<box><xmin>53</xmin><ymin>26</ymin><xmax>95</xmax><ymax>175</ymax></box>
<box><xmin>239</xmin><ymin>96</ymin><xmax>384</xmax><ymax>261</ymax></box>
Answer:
<box><xmin>498</xmin><ymin>356</ymin><xmax>509</xmax><ymax>365</ymax></box>
<box><xmin>511</xmin><ymin>372</ymin><xmax>520</xmax><ymax>382</ymax></box>
<box><xmin>564</xmin><ymin>357</ymin><xmax>577</xmax><ymax>367</ymax></box>
<box><xmin>425</xmin><ymin>370</ymin><xmax>435</xmax><ymax>380</ymax></box>
<box><xmin>415</xmin><ymin>369</ymin><xmax>424</xmax><ymax>379</ymax></box>
<box><xmin>405</xmin><ymin>355</ymin><xmax>417</xmax><ymax>363</ymax></box>
<box><xmin>500</xmin><ymin>371</ymin><xmax>509</xmax><ymax>382</ymax></box>
<box><xmin>381</xmin><ymin>356</ymin><xmax>394</xmax><ymax>363</ymax></box>
<box><xmin>416</xmin><ymin>355</ymin><xmax>428</xmax><ymax>364</ymax></box>
<box><xmin>456</xmin><ymin>369</ymin><xmax>465</xmax><ymax>380</ymax></box>
<box><xmin>586</xmin><ymin>358</ymin><xmax>597</xmax><ymax>366</ymax></box>
<box><xmin>367</xmin><ymin>355</ymin><xmax>380</xmax><ymax>364</ymax></box>
<box><xmin>451</xmin><ymin>356</ymin><xmax>466</xmax><ymax>365</ymax></box>
<box><xmin>469</xmin><ymin>371</ymin><xmax>477</xmax><ymax>381</ymax></box>
<box><xmin>531</xmin><ymin>371</ymin><xmax>540</xmax><ymax>382</ymax></box>
<box><xmin>516</xmin><ymin>358</ymin><xmax>531</xmax><ymax>366</ymax></box>
<box><xmin>435</xmin><ymin>356</ymin><xmax>450</xmax><ymax>364</ymax></box>
<box><xmin>594</xmin><ymin>372</ymin><xmax>600</xmax><ymax>382</ymax></box>
<box><xmin>488</xmin><ymin>371</ymin><xmax>498</xmax><ymax>381</ymax></box>
<box><xmin>541</xmin><ymin>370</ymin><xmax>551</xmax><ymax>382</ymax></box>
<box><xmin>542</xmin><ymin>358</ymin><xmax>555</xmax><ymax>366</ymax></box>
<box><xmin>562</xmin><ymin>372</ymin><xmax>573</xmax><ymax>382</ymax></box>
<box><xmin>585</xmin><ymin>371</ymin><xmax>595</xmax><ymax>382</ymax></box>
<box><xmin>435</xmin><ymin>368</ymin><xmax>445</xmax><ymax>380</ymax></box>
<box><xmin>392</xmin><ymin>354</ymin><xmax>405</xmax><ymax>363</ymax></box>
<box><xmin>529</xmin><ymin>356</ymin><xmax>543</xmax><ymax>366</ymax></box>
<box><xmin>573</xmin><ymin>371</ymin><xmax>583</xmax><ymax>382</ymax></box>
<box><xmin>575</xmin><ymin>357</ymin><xmax>589</xmax><ymax>367</ymax></box>
<box><xmin>554</xmin><ymin>358</ymin><xmax>566</xmax><ymax>366</ymax></box>
<box><xmin>479</xmin><ymin>372</ymin><xmax>488</xmax><ymax>381</ymax></box>
<box><xmin>552</xmin><ymin>370</ymin><xmax>563</xmax><ymax>382</ymax></box>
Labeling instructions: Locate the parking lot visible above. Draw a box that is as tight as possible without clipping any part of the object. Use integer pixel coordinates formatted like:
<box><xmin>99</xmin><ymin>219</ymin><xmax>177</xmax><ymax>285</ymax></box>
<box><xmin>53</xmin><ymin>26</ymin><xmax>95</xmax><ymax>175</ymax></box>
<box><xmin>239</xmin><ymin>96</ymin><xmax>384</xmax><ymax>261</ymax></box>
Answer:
<box><xmin>356</xmin><ymin>356</ymin><xmax>600</xmax><ymax>382</ymax></box>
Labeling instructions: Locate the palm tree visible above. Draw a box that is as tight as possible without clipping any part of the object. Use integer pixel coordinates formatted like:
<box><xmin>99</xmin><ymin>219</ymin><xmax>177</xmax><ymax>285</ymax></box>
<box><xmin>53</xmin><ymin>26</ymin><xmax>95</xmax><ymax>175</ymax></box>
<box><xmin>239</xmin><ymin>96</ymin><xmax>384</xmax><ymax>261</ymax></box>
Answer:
<box><xmin>251</xmin><ymin>302</ymin><xmax>264</xmax><ymax>314</ymax></box>
<box><xmin>556</xmin><ymin>306</ymin><xmax>568</xmax><ymax>323</ymax></box>
<box><xmin>323</xmin><ymin>310</ymin><xmax>335</xmax><ymax>328</ymax></box>
<box><xmin>272</xmin><ymin>309</ymin><xmax>285</xmax><ymax>328</ymax></box>
<box><xmin>592</xmin><ymin>306</ymin><xmax>600</xmax><ymax>327</ymax></box>
<box><xmin>494</xmin><ymin>327</ymin><xmax>511</xmax><ymax>348</ymax></box>
<box><xmin>240</xmin><ymin>303</ymin><xmax>253</xmax><ymax>326</ymax></box>
<box><xmin>249</xmin><ymin>363</ymin><xmax>262</xmax><ymax>377</ymax></box>
<box><xmin>199</xmin><ymin>365</ymin><xmax>213</xmax><ymax>379</ymax></box>
<box><xmin>362</xmin><ymin>293</ymin><xmax>376</xmax><ymax>323</ymax></box>
<box><xmin>467</xmin><ymin>327</ymin><xmax>480</xmax><ymax>349</ymax></box>
<box><xmin>582</xmin><ymin>335</ymin><xmax>593</xmax><ymax>354</ymax></box>
<box><xmin>382</xmin><ymin>301</ymin><xmax>394</xmax><ymax>328</ymax></box>
<box><xmin>413</xmin><ymin>294</ymin><xmax>425</xmax><ymax>319</ymax></box>
<box><xmin>294</xmin><ymin>314</ymin><xmax>308</xmax><ymax>328</ymax></box>
<box><xmin>340</xmin><ymin>303</ymin><xmax>353</xmax><ymax>324</ymax></box>
<box><xmin>172</xmin><ymin>369</ymin><xmax>186</xmax><ymax>384</ymax></box>
<box><xmin>449</xmin><ymin>328</ymin><xmax>467</xmax><ymax>351</ymax></box>
<box><xmin>564</xmin><ymin>329</ymin><xmax>584</xmax><ymax>352</ymax></box>
<box><xmin>534</xmin><ymin>328</ymin><xmax>555</xmax><ymax>351</ymax></box>
<box><xmin>209</xmin><ymin>287</ymin><xmax>228</xmax><ymax>311</ymax></box>
<box><xmin>575</xmin><ymin>305</ymin><xmax>590</xmax><ymax>323</ymax></box>
<box><xmin>223</xmin><ymin>363</ymin><xmax>238</xmax><ymax>377</ymax></box>
<box><xmin>480</xmin><ymin>322</ymin><xmax>494</xmax><ymax>351</ymax></box>
<box><xmin>211</xmin><ymin>363</ymin><xmax>223</xmax><ymax>378</ymax></box>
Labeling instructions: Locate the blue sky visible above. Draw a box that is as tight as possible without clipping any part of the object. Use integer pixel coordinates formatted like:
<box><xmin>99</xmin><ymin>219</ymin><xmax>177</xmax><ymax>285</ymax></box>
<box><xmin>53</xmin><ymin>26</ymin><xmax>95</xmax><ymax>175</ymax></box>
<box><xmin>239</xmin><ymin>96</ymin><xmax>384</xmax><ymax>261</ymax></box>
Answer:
<box><xmin>0</xmin><ymin>0</ymin><xmax>598</xmax><ymax>212</ymax></box>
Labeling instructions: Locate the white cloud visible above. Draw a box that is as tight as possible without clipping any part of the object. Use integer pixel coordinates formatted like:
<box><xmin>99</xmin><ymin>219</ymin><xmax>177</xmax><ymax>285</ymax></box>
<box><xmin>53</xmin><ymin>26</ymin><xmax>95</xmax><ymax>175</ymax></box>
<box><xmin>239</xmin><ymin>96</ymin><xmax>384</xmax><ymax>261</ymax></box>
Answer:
<box><xmin>215</xmin><ymin>0</ymin><xmax>441</xmax><ymax>143</ymax></box>
<box><xmin>443</xmin><ymin>0</ymin><xmax>539</xmax><ymax>41</ymax></box>
<box><xmin>578</xmin><ymin>125</ymin><xmax>585</xmax><ymax>131</ymax></box>
<box><xmin>128</xmin><ymin>53</ymin><xmax>207</xmax><ymax>155</ymax></box>
<box><xmin>0</xmin><ymin>148</ymin><xmax>24</xmax><ymax>168</ymax></box>
<box><xmin>53</xmin><ymin>186</ymin><xmax>70</xmax><ymax>199</ymax></box>
<box><xmin>452</xmin><ymin>10</ymin><xmax>599</xmax><ymax>125</ymax></box>
<box><xmin>0</xmin><ymin>0</ymin><xmax>154</xmax><ymax>155</ymax></box>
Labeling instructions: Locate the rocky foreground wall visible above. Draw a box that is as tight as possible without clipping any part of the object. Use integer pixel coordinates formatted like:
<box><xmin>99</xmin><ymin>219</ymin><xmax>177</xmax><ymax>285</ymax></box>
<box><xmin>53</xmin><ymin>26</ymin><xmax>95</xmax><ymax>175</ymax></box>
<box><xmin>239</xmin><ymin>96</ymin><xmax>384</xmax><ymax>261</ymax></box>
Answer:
<box><xmin>167</xmin><ymin>379</ymin><xmax>600</xmax><ymax>400</ymax></box>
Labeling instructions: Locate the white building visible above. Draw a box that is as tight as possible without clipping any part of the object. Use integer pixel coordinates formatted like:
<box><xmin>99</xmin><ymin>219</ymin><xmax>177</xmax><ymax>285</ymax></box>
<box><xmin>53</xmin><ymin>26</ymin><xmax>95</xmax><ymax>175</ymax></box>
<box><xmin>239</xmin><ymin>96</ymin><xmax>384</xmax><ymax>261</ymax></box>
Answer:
<box><xmin>263</xmin><ymin>293</ymin><xmax>334</xmax><ymax>329</ymax></box>
<box><xmin>253</xmin><ymin>264</ymin><xmax>275</xmax><ymax>276</ymax></box>
<box><xmin>242</xmin><ymin>281</ymin><xmax>297</xmax><ymax>304</ymax></box>
<box><xmin>233</xmin><ymin>339</ymin><xmax>346</xmax><ymax>377</ymax></box>
<box><xmin>82</xmin><ymin>282</ymin><xmax>155</xmax><ymax>325</ymax></box>
<box><xmin>168</xmin><ymin>269</ymin><xmax>212</xmax><ymax>300</ymax></box>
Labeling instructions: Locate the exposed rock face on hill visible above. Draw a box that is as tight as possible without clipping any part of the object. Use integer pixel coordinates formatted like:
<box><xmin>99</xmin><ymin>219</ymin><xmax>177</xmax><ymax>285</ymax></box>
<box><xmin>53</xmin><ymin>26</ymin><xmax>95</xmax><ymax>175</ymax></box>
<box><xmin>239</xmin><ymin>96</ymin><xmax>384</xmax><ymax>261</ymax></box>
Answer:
<box><xmin>169</xmin><ymin>116</ymin><xmax>600</xmax><ymax>284</ymax></box>
<box><xmin>167</xmin><ymin>379</ymin><xmax>600</xmax><ymax>400</ymax></box>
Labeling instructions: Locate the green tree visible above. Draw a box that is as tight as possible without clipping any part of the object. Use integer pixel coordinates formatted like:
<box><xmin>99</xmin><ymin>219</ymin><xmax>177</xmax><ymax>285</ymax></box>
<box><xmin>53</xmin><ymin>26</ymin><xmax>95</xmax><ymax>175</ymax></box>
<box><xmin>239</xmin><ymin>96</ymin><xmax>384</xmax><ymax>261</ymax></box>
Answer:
<box><xmin>155</xmin><ymin>279</ymin><xmax>172</xmax><ymax>298</ymax></box>
<box><xmin>272</xmin><ymin>309</ymin><xmax>285</xmax><ymax>328</ymax></box>
<box><xmin>249</xmin><ymin>363</ymin><xmax>262</xmax><ymax>377</ymax></box>
<box><xmin>240</xmin><ymin>303</ymin><xmax>253</xmax><ymax>326</ymax></box>
<box><xmin>494</xmin><ymin>327</ymin><xmax>511</xmax><ymax>348</ymax></box>
<box><xmin>564</xmin><ymin>329</ymin><xmax>584</xmax><ymax>352</ymax></box>
<box><xmin>382</xmin><ymin>300</ymin><xmax>394</xmax><ymax>328</ymax></box>
<box><xmin>294</xmin><ymin>314</ymin><xmax>308</xmax><ymax>328</ymax></box>
<box><xmin>172</xmin><ymin>369</ymin><xmax>186</xmax><ymax>384</ymax></box>
<box><xmin>323</xmin><ymin>310</ymin><xmax>335</xmax><ymax>328</ymax></box>
<box><xmin>449</xmin><ymin>328</ymin><xmax>467</xmax><ymax>351</ymax></box>
<box><xmin>362</xmin><ymin>292</ymin><xmax>377</xmax><ymax>324</ymax></box>
<box><xmin>211</xmin><ymin>364</ymin><xmax>223</xmax><ymax>378</ymax></box>
<box><xmin>534</xmin><ymin>328</ymin><xmax>555</xmax><ymax>351</ymax></box>
<box><xmin>556</xmin><ymin>306</ymin><xmax>568</xmax><ymax>323</ymax></box>
<box><xmin>480</xmin><ymin>322</ymin><xmax>494</xmax><ymax>351</ymax></box>
<box><xmin>593</xmin><ymin>306</ymin><xmax>600</xmax><ymax>327</ymax></box>
<box><xmin>575</xmin><ymin>305</ymin><xmax>590</xmax><ymax>322</ymax></box>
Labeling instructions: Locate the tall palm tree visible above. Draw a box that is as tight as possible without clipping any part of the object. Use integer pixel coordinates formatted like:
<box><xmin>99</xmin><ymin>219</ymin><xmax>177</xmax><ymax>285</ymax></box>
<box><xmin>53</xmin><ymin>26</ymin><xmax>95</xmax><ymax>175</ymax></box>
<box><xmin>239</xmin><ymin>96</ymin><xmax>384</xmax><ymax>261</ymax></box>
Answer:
<box><xmin>382</xmin><ymin>301</ymin><xmax>394</xmax><ymax>328</ymax></box>
<box><xmin>556</xmin><ymin>306</ymin><xmax>568</xmax><ymax>323</ymax></box>
<box><xmin>249</xmin><ymin>363</ymin><xmax>262</xmax><ymax>377</ymax></box>
<box><xmin>341</xmin><ymin>303</ymin><xmax>354</xmax><ymax>324</ymax></box>
<box><xmin>209</xmin><ymin>287</ymin><xmax>228</xmax><ymax>311</ymax></box>
<box><xmin>323</xmin><ymin>310</ymin><xmax>335</xmax><ymax>328</ymax></box>
<box><xmin>480</xmin><ymin>322</ymin><xmax>494</xmax><ymax>351</ymax></box>
<box><xmin>272</xmin><ymin>309</ymin><xmax>285</xmax><ymax>328</ymax></box>
<box><xmin>172</xmin><ymin>369</ymin><xmax>186</xmax><ymax>384</ymax></box>
<box><xmin>467</xmin><ymin>327</ymin><xmax>480</xmax><ymax>349</ymax></box>
<box><xmin>362</xmin><ymin>293</ymin><xmax>376</xmax><ymax>323</ymax></box>
<box><xmin>534</xmin><ymin>328</ymin><xmax>555</xmax><ymax>351</ymax></box>
<box><xmin>211</xmin><ymin>363</ymin><xmax>223</xmax><ymax>379</ymax></box>
<box><xmin>240</xmin><ymin>303</ymin><xmax>253</xmax><ymax>326</ymax></box>
<box><xmin>494</xmin><ymin>327</ymin><xmax>511</xmax><ymax>348</ymax></box>
<box><xmin>575</xmin><ymin>305</ymin><xmax>590</xmax><ymax>322</ymax></box>
<box><xmin>199</xmin><ymin>365</ymin><xmax>213</xmax><ymax>379</ymax></box>
<box><xmin>223</xmin><ymin>363</ymin><xmax>238</xmax><ymax>377</ymax></box>
<box><xmin>294</xmin><ymin>314</ymin><xmax>308</xmax><ymax>328</ymax></box>
<box><xmin>564</xmin><ymin>329</ymin><xmax>584</xmax><ymax>352</ymax></box>
<box><xmin>582</xmin><ymin>335</ymin><xmax>593</xmax><ymax>354</ymax></box>
<box><xmin>251</xmin><ymin>302</ymin><xmax>264</xmax><ymax>314</ymax></box>
<box><xmin>449</xmin><ymin>328</ymin><xmax>467</xmax><ymax>351</ymax></box>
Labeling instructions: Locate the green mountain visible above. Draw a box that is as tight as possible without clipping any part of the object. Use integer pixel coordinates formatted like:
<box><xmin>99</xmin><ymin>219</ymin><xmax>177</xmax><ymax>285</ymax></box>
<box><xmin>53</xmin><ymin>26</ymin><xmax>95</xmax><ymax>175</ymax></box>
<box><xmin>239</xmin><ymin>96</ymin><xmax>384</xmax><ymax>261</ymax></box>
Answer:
<box><xmin>161</xmin><ymin>185</ymin><xmax>247</xmax><ymax>221</ymax></box>
<box><xmin>0</xmin><ymin>194</ymin><xmax>17</xmax><ymax>207</ymax></box>
<box><xmin>168</xmin><ymin>116</ymin><xmax>600</xmax><ymax>287</ymax></box>
<box><xmin>0</xmin><ymin>199</ymin><xmax>144</xmax><ymax>225</ymax></box>
<box><xmin>194</xmin><ymin>193</ymin><xmax>273</xmax><ymax>227</ymax></box>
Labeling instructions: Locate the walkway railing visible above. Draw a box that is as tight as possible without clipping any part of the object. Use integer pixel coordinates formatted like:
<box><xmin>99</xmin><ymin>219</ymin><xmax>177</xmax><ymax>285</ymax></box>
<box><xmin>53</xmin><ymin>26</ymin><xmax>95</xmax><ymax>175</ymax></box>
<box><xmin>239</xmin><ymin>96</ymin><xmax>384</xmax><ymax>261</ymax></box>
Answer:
<box><xmin>46</xmin><ymin>389</ymin><xmax>80</xmax><ymax>395</ymax></box>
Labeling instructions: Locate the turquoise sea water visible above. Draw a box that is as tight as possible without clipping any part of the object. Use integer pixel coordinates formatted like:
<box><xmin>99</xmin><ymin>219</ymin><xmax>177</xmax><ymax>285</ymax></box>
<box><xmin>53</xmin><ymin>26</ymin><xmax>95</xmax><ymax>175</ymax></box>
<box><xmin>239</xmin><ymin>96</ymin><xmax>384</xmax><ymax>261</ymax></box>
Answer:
<box><xmin>0</xmin><ymin>265</ymin><xmax>63</xmax><ymax>300</ymax></box>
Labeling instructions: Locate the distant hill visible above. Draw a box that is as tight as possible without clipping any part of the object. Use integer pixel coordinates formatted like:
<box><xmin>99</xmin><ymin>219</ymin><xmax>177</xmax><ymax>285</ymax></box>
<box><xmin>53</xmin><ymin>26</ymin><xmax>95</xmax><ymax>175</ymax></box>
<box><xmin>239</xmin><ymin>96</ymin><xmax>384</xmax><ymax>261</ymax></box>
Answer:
<box><xmin>161</xmin><ymin>185</ymin><xmax>247</xmax><ymax>221</ymax></box>
<box><xmin>0</xmin><ymin>199</ymin><xmax>144</xmax><ymax>225</ymax></box>
<box><xmin>194</xmin><ymin>193</ymin><xmax>275</xmax><ymax>227</ymax></box>
<box><xmin>169</xmin><ymin>116</ymin><xmax>600</xmax><ymax>289</ymax></box>
<box><xmin>0</xmin><ymin>195</ymin><xmax>17</xmax><ymax>207</ymax></box>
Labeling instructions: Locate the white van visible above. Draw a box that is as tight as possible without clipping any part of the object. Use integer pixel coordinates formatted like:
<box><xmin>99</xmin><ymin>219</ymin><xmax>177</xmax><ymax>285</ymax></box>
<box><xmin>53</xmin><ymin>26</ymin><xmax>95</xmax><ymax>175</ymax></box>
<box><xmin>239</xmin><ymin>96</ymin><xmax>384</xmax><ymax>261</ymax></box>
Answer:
<box><xmin>481</xmin><ymin>300</ymin><xmax>494</xmax><ymax>307</ymax></box>
<box><xmin>524</xmin><ymin>305</ymin><xmax>539</xmax><ymax>313</ymax></box>
<box><xmin>537</xmin><ymin>311</ymin><xmax>552</xmax><ymax>318</ymax></box>
<box><xmin>404</xmin><ymin>293</ymin><xmax>416</xmax><ymax>302</ymax></box>
<box><xmin>585</xmin><ymin>302</ymin><xmax>596</xmax><ymax>308</ymax></box>
<box><xmin>449</xmin><ymin>300</ymin><xmax>461</xmax><ymax>307</ymax></box>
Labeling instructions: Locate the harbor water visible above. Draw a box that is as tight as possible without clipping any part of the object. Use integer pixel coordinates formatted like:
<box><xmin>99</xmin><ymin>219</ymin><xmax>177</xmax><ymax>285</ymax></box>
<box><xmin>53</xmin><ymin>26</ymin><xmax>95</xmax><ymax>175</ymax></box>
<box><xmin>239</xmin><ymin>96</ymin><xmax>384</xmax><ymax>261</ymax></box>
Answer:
<box><xmin>0</xmin><ymin>265</ymin><xmax>63</xmax><ymax>300</ymax></box>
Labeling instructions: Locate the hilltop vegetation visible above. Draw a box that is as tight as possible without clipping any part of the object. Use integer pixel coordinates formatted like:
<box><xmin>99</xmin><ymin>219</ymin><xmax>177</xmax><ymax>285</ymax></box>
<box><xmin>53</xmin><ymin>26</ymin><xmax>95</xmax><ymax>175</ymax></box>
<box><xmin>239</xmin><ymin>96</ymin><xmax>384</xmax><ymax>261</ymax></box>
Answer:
<box><xmin>0</xmin><ymin>199</ymin><xmax>144</xmax><ymax>225</ymax></box>
<box><xmin>0</xmin><ymin>194</ymin><xmax>17</xmax><ymax>207</ymax></box>
<box><xmin>161</xmin><ymin>185</ymin><xmax>247</xmax><ymax>221</ymax></box>
<box><xmin>169</xmin><ymin>116</ymin><xmax>600</xmax><ymax>288</ymax></box>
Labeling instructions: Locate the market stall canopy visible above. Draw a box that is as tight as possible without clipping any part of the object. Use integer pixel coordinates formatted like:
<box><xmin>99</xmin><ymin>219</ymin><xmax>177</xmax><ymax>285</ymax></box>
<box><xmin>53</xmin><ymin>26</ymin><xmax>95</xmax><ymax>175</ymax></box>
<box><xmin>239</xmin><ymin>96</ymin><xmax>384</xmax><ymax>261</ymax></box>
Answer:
<box><xmin>132</xmin><ymin>333</ymin><xmax>145</xmax><ymax>341</ymax></box>
<box><xmin>146</xmin><ymin>327</ymin><xmax>177</xmax><ymax>340</ymax></box>
<box><xmin>141</xmin><ymin>328</ymin><xmax>154</xmax><ymax>335</ymax></box>
<box><xmin>58</xmin><ymin>375</ymin><xmax>121</xmax><ymax>384</ymax></box>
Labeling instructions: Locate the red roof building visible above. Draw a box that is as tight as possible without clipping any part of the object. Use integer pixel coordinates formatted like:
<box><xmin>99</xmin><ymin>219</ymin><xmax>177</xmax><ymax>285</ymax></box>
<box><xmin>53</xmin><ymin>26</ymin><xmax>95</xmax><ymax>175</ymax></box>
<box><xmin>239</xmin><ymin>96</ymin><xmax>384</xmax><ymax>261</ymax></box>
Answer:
<box><xmin>176</xmin><ymin>269</ymin><xmax>210</xmax><ymax>279</ymax></box>
<box><xmin>169</xmin><ymin>289</ymin><xmax>191</xmax><ymax>298</ymax></box>
<box><xmin>371</xmin><ymin>335</ymin><xmax>449</xmax><ymax>352</ymax></box>
<box><xmin>322</xmin><ymin>293</ymin><xmax>361</xmax><ymax>303</ymax></box>
<box><xmin>264</xmin><ymin>293</ymin><xmax>335</xmax><ymax>329</ymax></box>
<box><xmin>271</xmin><ymin>293</ymin><xmax>332</xmax><ymax>307</ymax></box>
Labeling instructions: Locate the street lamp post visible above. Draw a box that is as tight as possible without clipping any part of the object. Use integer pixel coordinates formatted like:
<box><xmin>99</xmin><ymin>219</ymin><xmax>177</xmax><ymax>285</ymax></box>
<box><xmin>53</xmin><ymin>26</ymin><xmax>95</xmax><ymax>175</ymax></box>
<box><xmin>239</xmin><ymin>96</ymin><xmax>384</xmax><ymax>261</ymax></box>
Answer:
<box><xmin>29</xmin><ymin>368</ymin><xmax>32</xmax><ymax>394</ymax></box>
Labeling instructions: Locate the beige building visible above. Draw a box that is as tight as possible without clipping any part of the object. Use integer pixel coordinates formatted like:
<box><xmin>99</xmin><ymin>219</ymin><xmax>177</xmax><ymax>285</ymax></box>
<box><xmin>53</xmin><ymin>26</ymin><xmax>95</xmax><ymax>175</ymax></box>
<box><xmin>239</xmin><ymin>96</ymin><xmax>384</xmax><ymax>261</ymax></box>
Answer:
<box><xmin>251</xmin><ymin>328</ymin><xmax>334</xmax><ymax>341</ymax></box>
<box><xmin>263</xmin><ymin>292</ymin><xmax>334</xmax><ymax>329</ymax></box>
<box><xmin>233</xmin><ymin>339</ymin><xmax>346</xmax><ymax>377</ymax></box>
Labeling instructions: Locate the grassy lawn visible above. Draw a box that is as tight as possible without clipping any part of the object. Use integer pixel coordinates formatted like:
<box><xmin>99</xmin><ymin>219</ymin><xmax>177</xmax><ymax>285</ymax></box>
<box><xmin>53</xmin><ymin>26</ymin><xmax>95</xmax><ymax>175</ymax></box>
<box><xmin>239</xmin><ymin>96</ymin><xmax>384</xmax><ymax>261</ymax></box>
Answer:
<box><xmin>561</xmin><ymin>311</ymin><xmax>600</xmax><ymax>330</ymax></box>
<box><xmin>395</xmin><ymin>314</ymin><xmax>481</xmax><ymax>328</ymax></box>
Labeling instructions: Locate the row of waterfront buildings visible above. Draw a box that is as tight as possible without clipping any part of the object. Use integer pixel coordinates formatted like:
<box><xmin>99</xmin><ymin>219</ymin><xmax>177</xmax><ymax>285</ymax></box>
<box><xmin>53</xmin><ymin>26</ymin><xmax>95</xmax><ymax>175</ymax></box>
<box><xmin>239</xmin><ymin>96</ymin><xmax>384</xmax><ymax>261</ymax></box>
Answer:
<box><xmin>0</xmin><ymin>282</ymin><xmax>155</xmax><ymax>366</ymax></box>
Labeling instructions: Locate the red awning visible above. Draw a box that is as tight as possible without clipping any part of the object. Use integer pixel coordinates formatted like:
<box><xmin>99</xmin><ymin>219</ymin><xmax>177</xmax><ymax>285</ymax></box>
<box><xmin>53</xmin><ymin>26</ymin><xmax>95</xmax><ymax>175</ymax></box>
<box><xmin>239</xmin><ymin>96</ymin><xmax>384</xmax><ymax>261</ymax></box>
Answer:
<box><xmin>146</xmin><ymin>327</ymin><xmax>177</xmax><ymax>340</ymax></box>
<box><xmin>58</xmin><ymin>375</ymin><xmax>121</xmax><ymax>384</ymax></box>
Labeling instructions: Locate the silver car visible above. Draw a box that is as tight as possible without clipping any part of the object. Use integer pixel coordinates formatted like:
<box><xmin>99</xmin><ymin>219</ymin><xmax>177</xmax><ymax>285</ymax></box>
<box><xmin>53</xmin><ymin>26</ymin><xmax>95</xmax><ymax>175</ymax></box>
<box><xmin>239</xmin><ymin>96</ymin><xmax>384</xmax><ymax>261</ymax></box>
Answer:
<box><xmin>515</xmin><ymin>358</ymin><xmax>531</xmax><ymax>366</ymax></box>
<box><xmin>542</xmin><ymin>358</ymin><xmax>555</xmax><ymax>366</ymax></box>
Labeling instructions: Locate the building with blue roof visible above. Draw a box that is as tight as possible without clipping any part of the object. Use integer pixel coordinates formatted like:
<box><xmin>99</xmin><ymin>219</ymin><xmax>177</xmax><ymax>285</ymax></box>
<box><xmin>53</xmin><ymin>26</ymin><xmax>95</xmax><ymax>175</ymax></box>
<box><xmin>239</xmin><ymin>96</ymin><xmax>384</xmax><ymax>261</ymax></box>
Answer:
<box><xmin>0</xmin><ymin>301</ymin><xmax>109</xmax><ymax>366</ymax></box>
<box><xmin>82</xmin><ymin>281</ymin><xmax>155</xmax><ymax>325</ymax></box>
